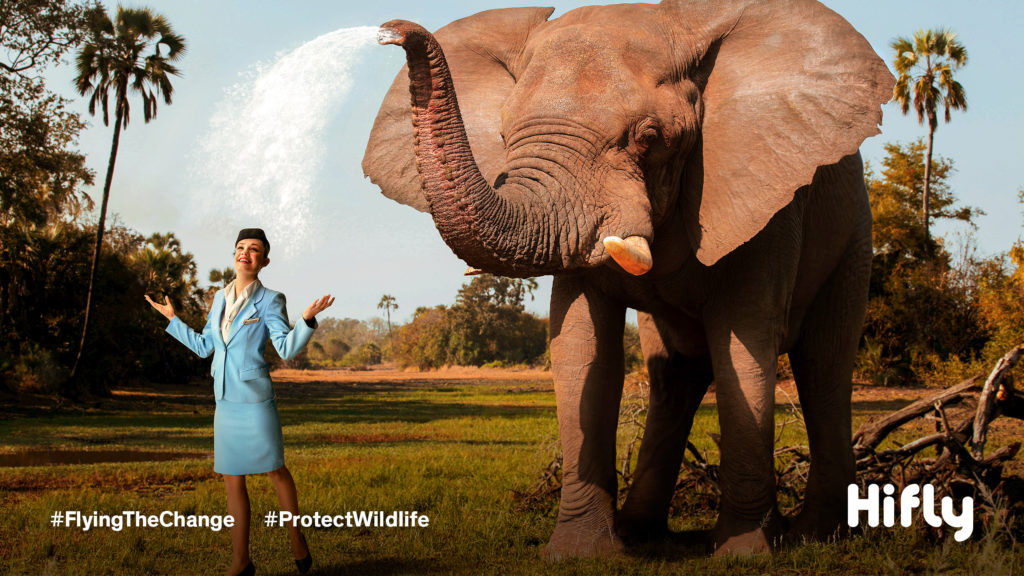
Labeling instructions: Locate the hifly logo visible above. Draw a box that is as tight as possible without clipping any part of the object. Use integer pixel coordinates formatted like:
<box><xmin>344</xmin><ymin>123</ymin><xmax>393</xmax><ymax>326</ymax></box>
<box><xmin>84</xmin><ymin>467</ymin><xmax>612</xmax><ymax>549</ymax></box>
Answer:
<box><xmin>847</xmin><ymin>484</ymin><xmax>974</xmax><ymax>542</ymax></box>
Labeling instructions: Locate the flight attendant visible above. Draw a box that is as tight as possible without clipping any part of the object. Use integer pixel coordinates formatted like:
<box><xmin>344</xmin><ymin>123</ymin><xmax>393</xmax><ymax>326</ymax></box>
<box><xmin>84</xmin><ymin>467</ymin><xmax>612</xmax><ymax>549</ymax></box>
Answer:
<box><xmin>146</xmin><ymin>228</ymin><xmax>333</xmax><ymax>576</ymax></box>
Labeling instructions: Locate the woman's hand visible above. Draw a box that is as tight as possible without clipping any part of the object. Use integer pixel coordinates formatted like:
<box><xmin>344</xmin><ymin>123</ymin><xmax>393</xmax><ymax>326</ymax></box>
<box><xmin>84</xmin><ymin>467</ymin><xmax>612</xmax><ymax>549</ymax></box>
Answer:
<box><xmin>145</xmin><ymin>294</ymin><xmax>176</xmax><ymax>320</ymax></box>
<box><xmin>303</xmin><ymin>294</ymin><xmax>335</xmax><ymax>321</ymax></box>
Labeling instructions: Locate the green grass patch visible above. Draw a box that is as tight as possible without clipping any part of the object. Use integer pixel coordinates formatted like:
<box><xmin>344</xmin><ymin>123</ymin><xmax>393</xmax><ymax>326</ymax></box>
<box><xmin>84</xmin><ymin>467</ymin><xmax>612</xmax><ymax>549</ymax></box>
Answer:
<box><xmin>0</xmin><ymin>375</ymin><xmax>1020</xmax><ymax>575</ymax></box>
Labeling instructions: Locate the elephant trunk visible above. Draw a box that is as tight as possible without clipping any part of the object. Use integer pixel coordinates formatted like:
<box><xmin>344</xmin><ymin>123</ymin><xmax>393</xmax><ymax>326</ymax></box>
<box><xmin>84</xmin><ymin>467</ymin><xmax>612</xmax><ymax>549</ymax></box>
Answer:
<box><xmin>378</xmin><ymin>20</ymin><xmax>584</xmax><ymax>277</ymax></box>
<box><xmin>379</xmin><ymin>20</ymin><xmax>654</xmax><ymax>277</ymax></box>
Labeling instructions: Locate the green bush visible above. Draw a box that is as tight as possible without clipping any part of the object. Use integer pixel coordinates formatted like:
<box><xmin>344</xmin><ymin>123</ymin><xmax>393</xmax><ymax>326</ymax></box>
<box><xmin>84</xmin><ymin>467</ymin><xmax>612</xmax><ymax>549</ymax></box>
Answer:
<box><xmin>392</xmin><ymin>276</ymin><xmax>548</xmax><ymax>369</ymax></box>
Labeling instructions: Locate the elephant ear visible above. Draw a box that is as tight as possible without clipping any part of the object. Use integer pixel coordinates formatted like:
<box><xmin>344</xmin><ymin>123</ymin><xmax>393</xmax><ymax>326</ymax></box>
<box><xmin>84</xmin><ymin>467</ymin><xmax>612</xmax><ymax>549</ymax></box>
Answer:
<box><xmin>664</xmin><ymin>0</ymin><xmax>894</xmax><ymax>266</ymax></box>
<box><xmin>362</xmin><ymin>7</ymin><xmax>554</xmax><ymax>212</ymax></box>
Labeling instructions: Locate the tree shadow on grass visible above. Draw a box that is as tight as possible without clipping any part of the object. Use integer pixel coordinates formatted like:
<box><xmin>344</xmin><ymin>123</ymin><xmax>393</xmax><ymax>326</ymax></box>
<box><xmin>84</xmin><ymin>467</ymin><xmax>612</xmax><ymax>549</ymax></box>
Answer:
<box><xmin>0</xmin><ymin>399</ymin><xmax>553</xmax><ymax>454</ymax></box>
<box><xmin>277</xmin><ymin>398</ymin><xmax>554</xmax><ymax>428</ymax></box>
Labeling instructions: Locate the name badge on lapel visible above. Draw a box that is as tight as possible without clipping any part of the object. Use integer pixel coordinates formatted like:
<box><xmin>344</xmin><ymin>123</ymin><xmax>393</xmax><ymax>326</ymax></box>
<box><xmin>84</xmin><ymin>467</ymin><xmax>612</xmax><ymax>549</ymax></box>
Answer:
<box><xmin>243</xmin><ymin>318</ymin><xmax>259</xmax><ymax>325</ymax></box>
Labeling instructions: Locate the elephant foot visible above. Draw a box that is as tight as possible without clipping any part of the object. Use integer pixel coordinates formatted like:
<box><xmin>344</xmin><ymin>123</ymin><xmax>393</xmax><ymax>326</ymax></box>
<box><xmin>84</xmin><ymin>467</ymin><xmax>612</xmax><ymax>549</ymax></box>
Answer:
<box><xmin>542</xmin><ymin>519</ymin><xmax>625</xmax><ymax>560</ymax></box>
<box><xmin>711</xmin><ymin>510</ymin><xmax>785</xmax><ymax>556</ymax></box>
<box><xmin>785</xmin><ymin>506</ymin><xmax>848</xmax><ymax>546</ymax></box>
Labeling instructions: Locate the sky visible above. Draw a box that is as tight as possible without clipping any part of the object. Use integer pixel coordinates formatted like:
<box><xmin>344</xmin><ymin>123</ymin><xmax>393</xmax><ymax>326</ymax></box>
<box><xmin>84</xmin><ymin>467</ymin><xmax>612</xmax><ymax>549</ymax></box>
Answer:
<box><xmin>42</xmin><ymin>0</ymin><xmax>1024</xmax><ymax>326</ymax></box>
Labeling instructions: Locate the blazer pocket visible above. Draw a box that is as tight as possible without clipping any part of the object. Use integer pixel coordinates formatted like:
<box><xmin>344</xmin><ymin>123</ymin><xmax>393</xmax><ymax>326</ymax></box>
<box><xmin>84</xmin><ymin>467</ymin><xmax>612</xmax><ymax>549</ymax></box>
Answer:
<box><xmin>239</xmin><ymin>366</ymin><xmax>270</xmax><ymax>381</ymax></box>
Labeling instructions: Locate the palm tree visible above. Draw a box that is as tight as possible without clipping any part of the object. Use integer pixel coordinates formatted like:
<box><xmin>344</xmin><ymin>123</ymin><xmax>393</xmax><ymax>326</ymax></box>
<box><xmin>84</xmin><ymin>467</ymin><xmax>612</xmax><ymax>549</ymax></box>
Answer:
<box><xmin>209</xmin><ymin>267</ymin><xmax>235</xmax><ymax>288</ymax></box>
<box><xmin>890</xmin><ymin>28</ymin><xmax>967</xmax><ymax>243</ymax></box>
<box><xmin>378</xmin><ymin>294</ymin><xmax>398</xmax><ymax>340</ymax></box>
<box><xmin>70</xmin><ymin>6</ymin><xmax>185</xmax><ymax>383</ymax></box>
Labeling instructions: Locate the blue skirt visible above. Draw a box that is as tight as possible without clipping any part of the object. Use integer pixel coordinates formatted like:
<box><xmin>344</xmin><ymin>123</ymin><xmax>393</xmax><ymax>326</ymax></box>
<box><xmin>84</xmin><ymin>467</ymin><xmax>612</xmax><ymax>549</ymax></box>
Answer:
<box><xmin>213</xmin><ymin>397</ymin><xmax>285</xmax><ymax>475</ymax></box>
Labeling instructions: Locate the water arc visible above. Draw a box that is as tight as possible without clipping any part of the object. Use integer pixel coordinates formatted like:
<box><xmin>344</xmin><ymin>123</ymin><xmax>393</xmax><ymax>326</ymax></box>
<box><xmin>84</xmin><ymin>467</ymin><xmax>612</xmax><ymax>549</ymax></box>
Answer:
<box><xmin>191</xmin><ymin>26</ymin><xmax>379</xmax><ymax>255</ymax></box>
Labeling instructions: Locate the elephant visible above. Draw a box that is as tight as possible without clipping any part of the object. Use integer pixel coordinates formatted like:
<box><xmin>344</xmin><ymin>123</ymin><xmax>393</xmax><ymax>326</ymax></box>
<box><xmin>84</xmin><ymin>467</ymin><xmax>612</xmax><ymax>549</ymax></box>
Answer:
<box><xmin>362</xmin><ymin>0</ymin><xmax>894</xmax><ymax>558</ymax></box>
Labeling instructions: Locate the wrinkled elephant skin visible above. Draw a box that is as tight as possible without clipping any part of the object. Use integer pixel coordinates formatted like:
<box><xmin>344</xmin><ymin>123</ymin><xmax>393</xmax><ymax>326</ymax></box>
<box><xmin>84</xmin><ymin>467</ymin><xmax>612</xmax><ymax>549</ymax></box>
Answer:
<box><xmin>364</xmin><ymin>0</ymin><xmax>894</xmax><ymax>558</ymax></box>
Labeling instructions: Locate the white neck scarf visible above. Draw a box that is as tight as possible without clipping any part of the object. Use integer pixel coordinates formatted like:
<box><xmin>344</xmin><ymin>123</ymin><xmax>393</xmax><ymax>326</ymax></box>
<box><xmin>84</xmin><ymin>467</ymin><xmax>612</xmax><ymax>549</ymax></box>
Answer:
<box><xmin>221</xmin><ymin>278</ymin><xmax>261</xmax><ymax>342</ymax></box>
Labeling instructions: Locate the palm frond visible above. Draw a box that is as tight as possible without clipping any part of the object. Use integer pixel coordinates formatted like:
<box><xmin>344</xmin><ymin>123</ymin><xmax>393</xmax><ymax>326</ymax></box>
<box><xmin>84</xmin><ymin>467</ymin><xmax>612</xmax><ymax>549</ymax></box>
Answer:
<box><xmin>72</xmin><ymin>4</ymin><xmax>186</xmax><ymax>127</ymax></box>
<box><xmin>890</xmin><ymin>27</ymin><xmax>968</xmax><ymax>128</ymax></box>
<box><xmin>946</xmin><ymin>41</ymin><xmax>968</xmax><ymax>66</ymax></box>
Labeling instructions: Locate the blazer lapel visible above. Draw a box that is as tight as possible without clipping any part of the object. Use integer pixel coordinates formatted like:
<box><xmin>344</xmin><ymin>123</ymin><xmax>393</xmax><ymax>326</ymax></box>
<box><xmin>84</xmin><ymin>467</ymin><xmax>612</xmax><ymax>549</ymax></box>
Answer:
<box><xmin>226</xmin><ymin>284</ymin><xmax>265</xmax><ymax>345</ymax></box>
<box><xmin>212</xmin><ymin>292</ymin><xmax>227</xmax><ymax>347</ymax></box>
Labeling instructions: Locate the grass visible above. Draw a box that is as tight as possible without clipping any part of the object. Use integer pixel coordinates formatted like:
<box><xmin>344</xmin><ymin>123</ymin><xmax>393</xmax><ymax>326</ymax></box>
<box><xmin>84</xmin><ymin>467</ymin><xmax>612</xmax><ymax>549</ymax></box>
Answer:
<box><xmin>0</xmin><ymin>368</ymin><xmax>1021</xmax><ymax>575</ymax></box>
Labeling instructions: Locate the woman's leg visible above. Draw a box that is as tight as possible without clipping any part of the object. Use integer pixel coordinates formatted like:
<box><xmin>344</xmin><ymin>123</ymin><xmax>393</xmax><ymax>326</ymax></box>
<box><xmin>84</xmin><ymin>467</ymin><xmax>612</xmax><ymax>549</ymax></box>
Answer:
<box><xmin>223</xmin><ymin>474</ymin><xmax>251</xmax><ymax>575</ymax></box>
<box><xmin>267</xmin><ymin>465</ymin><xmax>309</xmax><ymax>559</ymax></box>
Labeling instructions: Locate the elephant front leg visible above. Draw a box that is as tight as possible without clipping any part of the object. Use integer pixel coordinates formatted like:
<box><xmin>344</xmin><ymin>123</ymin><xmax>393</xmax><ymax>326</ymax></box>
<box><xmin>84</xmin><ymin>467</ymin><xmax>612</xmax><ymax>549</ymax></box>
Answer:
<box><xmin>708</xmin><ymin>325</ymin><xmax>785</xmax><ymax>555</ymax></box>
<box><xmin>617</xmin><ymin>312</ymin><xmax>713</xmax><ymax>542</ymax></box>
<box><xmin>543</xmin><ymin>275</ymin><xmax>626</xmax><ymax>560</ymax></box>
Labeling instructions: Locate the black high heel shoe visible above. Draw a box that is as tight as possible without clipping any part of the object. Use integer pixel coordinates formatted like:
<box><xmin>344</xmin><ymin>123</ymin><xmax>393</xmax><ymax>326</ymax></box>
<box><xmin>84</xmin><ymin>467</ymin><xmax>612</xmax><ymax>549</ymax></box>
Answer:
<box><xmin>236</xmin><ymin>561</ymin><xmax>255</xmax><ymax>576</ymax></box>
<box><xmin>295</xmin><ymin>533</ymin><xmax>312</xmax><ymax>574</ymax></box>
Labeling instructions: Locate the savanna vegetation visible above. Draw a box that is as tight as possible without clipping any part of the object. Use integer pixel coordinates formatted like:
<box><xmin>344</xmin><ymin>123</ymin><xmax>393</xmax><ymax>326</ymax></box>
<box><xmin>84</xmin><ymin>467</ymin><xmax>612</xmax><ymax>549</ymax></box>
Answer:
<box><xmin>1</xmin><ymin>4</ymin><xmax>1023</xmax><ymax>574</ymax></box>
<box><xmin>1</xmin><ymin>3</ymin><xmax>1019</xmax><ymax>396</ymax></box>
<box><xmin>2</xmin><ymin>371</ymin><xmax>1022</xmax><ymax>575</ymax></box>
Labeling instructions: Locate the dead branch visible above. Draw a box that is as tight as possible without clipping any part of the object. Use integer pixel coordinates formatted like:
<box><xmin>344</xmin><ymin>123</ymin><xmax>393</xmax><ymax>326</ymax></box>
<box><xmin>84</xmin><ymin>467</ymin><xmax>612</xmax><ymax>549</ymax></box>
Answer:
<box><xmin>972</xmin><ymin>345</ymin><xmax>1024</xmax><ymax>458</ymax></box>
<box><xmin>852</xmin><ymin>375</ymin><xmax>981</xmax><ymax>455</ymax></box>
<box><xmin>516</xmin><ymin>347</ymin><xmax>1024</xmax><ymax>526</ymax></box>
<box><xmin>847</xmin><ymin>345</ymin><xmax>1024</xmax><ymax>526</ymax></box>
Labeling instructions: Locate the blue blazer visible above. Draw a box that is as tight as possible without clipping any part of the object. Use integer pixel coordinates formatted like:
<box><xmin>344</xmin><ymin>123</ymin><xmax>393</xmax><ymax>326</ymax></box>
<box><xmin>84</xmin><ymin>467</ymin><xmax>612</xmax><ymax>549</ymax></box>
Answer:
<box><xmin>166</xmin><ymin>284</ymin><xmax>315</xmax><ymax>403</ymax></box>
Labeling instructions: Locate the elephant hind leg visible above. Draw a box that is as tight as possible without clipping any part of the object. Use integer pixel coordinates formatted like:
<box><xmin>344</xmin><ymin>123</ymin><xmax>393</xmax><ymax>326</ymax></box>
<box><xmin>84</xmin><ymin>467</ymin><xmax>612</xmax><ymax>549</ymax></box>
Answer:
<box><xmin>787</xmin><ymin>236</ymin><xmax>871</xmax><ymax>543</ymax></box>
<box><xmin>617</xmin><ymin>313</ymin><xmax>713</xmax><ymax>543</ymax></box>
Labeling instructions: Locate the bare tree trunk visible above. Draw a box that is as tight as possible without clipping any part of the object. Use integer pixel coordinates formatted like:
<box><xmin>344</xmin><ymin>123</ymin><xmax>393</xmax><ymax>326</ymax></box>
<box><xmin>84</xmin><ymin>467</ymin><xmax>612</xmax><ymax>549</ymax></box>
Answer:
<box><xmin>923</xmin><ymin>117</ymin><xmax>935</xmax><ymax>245</ymax></box>
<box><xmin>69</xmin><ymin>99</ymin><xmax>124</xmax><ymax>392</ymax></box>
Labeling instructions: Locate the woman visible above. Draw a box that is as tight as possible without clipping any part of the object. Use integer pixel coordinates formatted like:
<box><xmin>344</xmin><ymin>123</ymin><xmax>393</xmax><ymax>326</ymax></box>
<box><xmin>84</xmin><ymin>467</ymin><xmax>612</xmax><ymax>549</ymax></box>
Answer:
<box><xmin>146</xmin><ymin>228</ymin><xmax>333</xmax><ymax>576</ymax></box>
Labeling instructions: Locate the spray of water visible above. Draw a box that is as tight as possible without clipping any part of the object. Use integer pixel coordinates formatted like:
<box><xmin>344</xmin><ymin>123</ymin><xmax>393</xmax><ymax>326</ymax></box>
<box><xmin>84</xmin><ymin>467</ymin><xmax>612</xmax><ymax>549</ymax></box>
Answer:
<box><xmin>191</xmin><ymin>26</ymin><xmax>379</xmax><ymax>255</ymax></box>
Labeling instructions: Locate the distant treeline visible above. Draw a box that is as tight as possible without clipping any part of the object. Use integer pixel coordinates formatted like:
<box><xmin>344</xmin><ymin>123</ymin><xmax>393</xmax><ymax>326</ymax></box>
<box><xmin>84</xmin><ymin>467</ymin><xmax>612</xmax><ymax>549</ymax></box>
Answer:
<box><xmin>277</xmin><ymin>276</ymin><xmax>552</xmax><ymax>371</ymax></box>
<box><xmin>270</xmin><ymin>274</ymin><xmax>647</xmax><ymax>373</ymax></box>
<box><xmin>4</xmin><ymin>1</ymin><xmax>1024</xmax><ymax>394</ymax></box>
<box><xmin>5</xmin><ymin>142</ymin><xmax>1024</xmax><ymax>395</ymax></box>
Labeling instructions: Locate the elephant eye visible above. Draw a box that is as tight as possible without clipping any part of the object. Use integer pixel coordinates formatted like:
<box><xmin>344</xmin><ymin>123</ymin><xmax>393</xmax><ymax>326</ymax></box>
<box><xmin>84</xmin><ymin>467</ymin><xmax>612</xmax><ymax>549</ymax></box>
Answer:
<box><xmin>633</xmin><ymin>120</ymin><xmax>661</xmax><ymax>153</ymax></box>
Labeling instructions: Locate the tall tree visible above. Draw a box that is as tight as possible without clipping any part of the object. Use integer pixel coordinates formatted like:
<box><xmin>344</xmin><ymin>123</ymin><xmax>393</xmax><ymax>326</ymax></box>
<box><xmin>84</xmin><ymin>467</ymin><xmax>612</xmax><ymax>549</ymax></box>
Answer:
<box><xmin>1</xmin><ymin>0</ymin><xmax>95</xmax><ymax>393</ymax></box>
<box><xmin>862</xmin><ymin>142</ymin><xmax>985</xmax><ymax>384</ymax></box>
<box><xmin>890</xmin><ymin>28</ymin><xmax>967</xmax><ymax>243</ymax></box>
<box><xmin>0</xmin><ymin>0</ymin><xmax>92</xmax><ymax>77</ymax></box>
<box><xmin>377</xmin><ymin>294</ymin><xmax>398</xmax><ymax>340</ymax></box>
<box><xmin>0</xmin><ymin>0</ymin><xmax>94</xmax><ymax>229</ymax></box>
<box><xmin>69</xmin><ymin>6</ymin><xmax>184</xmax><ymax>382</ymax></box>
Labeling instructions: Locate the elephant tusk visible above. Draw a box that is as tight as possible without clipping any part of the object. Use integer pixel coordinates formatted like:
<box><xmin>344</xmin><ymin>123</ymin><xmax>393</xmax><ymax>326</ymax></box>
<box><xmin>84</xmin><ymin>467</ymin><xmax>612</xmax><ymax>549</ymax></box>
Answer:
<box><xmin>603</xmin><ymin>236</ymin><xmax>653</xmax><ymax>276</ymax></box>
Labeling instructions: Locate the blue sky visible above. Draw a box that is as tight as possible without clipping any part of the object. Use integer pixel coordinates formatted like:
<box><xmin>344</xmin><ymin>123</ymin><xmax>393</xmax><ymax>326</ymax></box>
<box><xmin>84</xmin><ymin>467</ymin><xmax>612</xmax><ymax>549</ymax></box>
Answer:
<box><xmin>44</xmin><ymin>1</ymin><xmax>1024</xmax><ymax>324</ymax></box>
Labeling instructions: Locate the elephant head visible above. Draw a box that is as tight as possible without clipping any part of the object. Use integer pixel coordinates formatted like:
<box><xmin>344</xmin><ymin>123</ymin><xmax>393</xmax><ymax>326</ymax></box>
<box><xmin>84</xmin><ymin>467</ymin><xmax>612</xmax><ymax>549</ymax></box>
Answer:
<box><xmin>362</xmin><ymin>0</ymin><xmax>893</xmax><ymax>277</ymax></box>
